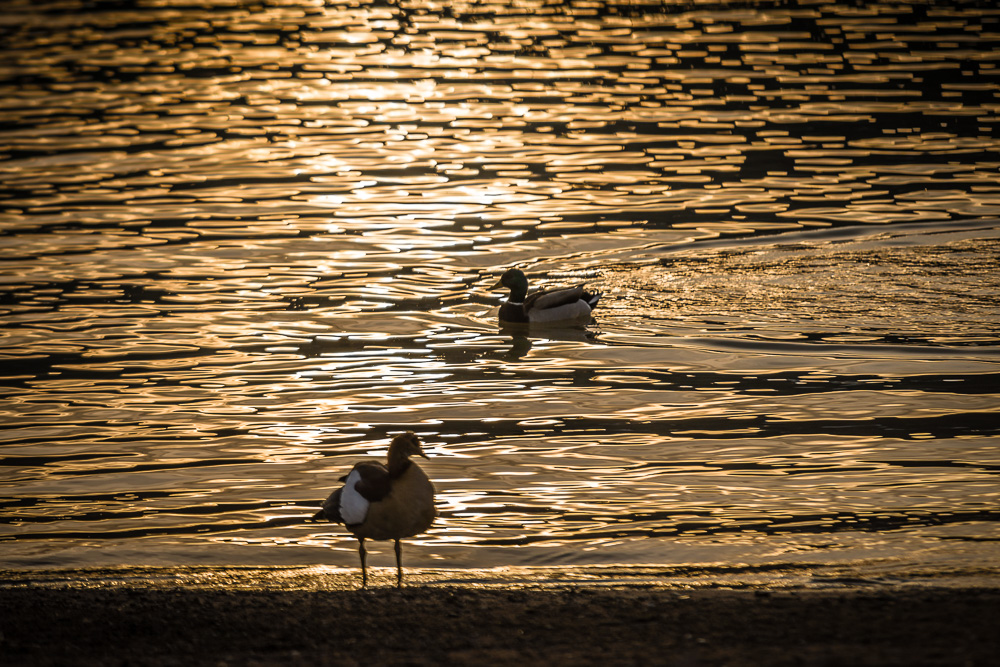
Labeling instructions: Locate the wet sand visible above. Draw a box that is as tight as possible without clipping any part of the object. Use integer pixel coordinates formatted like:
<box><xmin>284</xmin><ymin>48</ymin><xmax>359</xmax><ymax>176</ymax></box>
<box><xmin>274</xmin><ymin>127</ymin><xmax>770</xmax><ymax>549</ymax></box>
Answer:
<box><xmin>2</xmin><ymin>565</ymin><xmax>999</xmax><ymax>666</ymax></box>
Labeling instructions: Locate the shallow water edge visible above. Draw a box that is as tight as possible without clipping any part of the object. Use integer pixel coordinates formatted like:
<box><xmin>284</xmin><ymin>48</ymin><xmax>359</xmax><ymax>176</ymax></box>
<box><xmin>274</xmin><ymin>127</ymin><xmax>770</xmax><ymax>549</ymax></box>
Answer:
<box><xmin>4</xmin><ymin>559</ymin><xmax>999</xmax><ymax>592</ymax></box>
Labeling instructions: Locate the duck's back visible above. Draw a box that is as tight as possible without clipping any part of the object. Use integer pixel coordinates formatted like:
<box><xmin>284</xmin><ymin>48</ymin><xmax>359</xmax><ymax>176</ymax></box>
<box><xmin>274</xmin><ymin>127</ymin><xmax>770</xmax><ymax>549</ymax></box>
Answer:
<box><xmin>523</xmin><ymin>285</ymin><xmax>596</xmax><ymax>325</ymax></box>
<box><xmin>528</xmin><ymin>285</ymin><xmax>585</xmax><ymax>311</ymax></box>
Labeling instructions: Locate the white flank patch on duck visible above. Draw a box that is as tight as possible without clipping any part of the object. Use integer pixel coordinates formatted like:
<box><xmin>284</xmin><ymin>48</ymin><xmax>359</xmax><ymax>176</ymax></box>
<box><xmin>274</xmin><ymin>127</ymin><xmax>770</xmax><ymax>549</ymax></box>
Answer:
<box><xmin>339</xmin><ymin>468</ymin><xmax>370</xmax><ymax>525</ymax></box>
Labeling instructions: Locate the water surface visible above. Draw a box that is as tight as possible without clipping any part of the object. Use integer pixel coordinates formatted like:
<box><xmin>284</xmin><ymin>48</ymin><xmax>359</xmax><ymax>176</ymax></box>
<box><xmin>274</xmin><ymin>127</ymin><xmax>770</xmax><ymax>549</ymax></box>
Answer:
<box><xmin>1</xmin><ymin>0</ymin><xmax>999</xmax><ymax>572</ymax></box>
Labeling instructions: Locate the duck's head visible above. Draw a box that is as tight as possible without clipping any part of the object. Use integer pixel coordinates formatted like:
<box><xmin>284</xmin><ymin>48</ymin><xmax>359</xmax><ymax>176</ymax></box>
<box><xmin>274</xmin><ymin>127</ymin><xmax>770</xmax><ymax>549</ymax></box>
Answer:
<box><xmin>491</xmin><ymin>268</ymin><xmax>528</xmax><ymax>296</ymax></box>
<box><xmin>388</xmin><ymin>431</ymin><xmax>428</xmax><ymax>460</ymax></box>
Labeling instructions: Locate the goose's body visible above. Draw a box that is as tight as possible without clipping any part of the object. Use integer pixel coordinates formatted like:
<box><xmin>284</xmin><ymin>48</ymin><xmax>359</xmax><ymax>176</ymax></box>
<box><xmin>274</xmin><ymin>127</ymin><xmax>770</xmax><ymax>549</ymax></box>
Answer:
<box><xmin>313</xmin><ymin>432</ymin><xmax>435</xmax><ymax>587</ymax></box>
<box><xmin>493</xmin><ymin>268</ymin><xmax>601</xmax><ymax>326</ymax></box>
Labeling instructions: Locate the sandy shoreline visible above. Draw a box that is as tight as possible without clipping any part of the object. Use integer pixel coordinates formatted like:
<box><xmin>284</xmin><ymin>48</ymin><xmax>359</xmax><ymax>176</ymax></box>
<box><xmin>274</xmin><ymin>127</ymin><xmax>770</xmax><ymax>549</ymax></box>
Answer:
<box><xmin>2</xmin><ymin>565</ymin><xmax>999</xmax><ymax>666</ymax></box>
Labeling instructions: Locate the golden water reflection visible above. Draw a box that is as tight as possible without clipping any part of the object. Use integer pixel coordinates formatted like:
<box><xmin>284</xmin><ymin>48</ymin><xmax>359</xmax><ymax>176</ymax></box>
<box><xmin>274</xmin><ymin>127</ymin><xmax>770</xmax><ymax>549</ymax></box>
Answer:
<box><xmin>1</xmin><ymin>0</ymin><xmax>999</xmax><ymax>569</ymax></box>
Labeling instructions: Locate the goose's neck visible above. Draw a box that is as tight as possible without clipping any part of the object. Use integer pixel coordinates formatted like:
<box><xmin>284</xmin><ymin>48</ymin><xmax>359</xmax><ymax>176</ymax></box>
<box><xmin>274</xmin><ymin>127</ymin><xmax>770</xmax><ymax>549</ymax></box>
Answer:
<box><xmin>387</xmin><ymin>448</ymin><xmax>412</xmax><ymax>477</ymax></box>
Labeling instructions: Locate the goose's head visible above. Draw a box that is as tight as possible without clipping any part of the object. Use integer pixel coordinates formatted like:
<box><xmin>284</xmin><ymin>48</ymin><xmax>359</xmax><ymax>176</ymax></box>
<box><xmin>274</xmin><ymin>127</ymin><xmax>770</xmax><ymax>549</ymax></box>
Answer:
<box><xmin>389</xmin><ymin>431</ymin><xmax>428</xmax><ymax>460</ymax></box>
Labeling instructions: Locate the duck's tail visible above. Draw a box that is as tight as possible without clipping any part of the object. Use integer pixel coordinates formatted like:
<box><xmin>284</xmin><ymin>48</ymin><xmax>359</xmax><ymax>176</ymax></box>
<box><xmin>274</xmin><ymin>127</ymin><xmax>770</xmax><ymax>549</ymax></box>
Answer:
<box><xmin>583</xmin><ymin>291</ymin><xmax>602</xmax><ymax>310</ymax></box>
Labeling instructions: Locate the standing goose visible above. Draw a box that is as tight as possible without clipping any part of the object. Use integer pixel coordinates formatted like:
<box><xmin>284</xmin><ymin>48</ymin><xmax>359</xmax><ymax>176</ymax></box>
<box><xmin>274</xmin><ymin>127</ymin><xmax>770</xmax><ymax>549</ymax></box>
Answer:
<box><xmin>493</xmin><ymin>268</ymin><xmax>601</xmax><ymax>327</ymax></box>
<box><xmin>313</xmin><ymin>432</ymin><xmax>436</xmax><ymax>588</ymax></box>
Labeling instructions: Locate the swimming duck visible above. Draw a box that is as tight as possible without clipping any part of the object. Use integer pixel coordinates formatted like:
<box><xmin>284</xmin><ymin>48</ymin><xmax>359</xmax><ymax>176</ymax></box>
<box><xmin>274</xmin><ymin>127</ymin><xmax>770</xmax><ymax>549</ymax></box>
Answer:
<box><xmin>492</xmin><ymin>268</ymin><xmax>601</xmax><ymax>326</ymax></box>
<box><xmin>313</xmin><ymin>432</ymin><xmax>436</xmax><ymax>588</ymax></box>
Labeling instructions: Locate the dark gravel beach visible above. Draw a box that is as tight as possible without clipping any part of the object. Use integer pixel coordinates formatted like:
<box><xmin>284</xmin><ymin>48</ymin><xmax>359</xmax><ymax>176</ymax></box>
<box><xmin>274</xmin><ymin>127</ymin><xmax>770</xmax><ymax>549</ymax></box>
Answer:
<box><xmin>2</xmin><ymin>567</ymin><xmax>998</xmax><ymax>666</ymax></box>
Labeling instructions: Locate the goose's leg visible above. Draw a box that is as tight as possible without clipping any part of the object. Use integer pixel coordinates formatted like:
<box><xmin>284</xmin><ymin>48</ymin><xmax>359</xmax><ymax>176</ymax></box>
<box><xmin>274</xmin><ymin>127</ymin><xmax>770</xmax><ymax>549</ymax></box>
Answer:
<box><xmin>394</xmin><ymin>538</ymin><xmax>403</xmax><ymax>587</ymax></box>
<box><xmin>358</xmin><ymin>537</ymin><xmax>368</xmax><ymax>588</ymax></box>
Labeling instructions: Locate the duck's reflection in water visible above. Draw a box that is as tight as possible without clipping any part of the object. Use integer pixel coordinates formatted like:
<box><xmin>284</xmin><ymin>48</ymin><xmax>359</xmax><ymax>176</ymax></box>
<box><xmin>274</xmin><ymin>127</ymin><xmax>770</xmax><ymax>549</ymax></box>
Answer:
<box><xmin>497</xmin><ymin>325</ymin><xmax>602</xmax><ymax>361</ymax></box>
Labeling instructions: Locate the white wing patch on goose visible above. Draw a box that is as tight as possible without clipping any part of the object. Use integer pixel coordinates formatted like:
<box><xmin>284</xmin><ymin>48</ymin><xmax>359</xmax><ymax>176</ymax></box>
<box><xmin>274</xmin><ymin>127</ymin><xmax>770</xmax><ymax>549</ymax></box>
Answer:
<box><xmin>339</xmin><ymin>468</ymin><xmax>370</xmax><ymax>525</ymax></box>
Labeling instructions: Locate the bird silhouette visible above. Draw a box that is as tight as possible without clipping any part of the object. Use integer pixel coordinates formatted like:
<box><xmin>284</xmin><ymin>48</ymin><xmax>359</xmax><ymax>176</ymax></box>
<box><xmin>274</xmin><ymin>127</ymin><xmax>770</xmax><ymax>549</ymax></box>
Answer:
<box><xmin>313</xmin><ymin>432</ymin><xmax>436</xmax><ymax>587</ymax></box>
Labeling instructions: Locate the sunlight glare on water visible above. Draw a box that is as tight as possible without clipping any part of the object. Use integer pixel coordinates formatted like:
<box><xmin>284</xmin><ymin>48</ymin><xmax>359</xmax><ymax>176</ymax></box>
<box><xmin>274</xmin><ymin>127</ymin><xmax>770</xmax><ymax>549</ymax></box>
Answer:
<box><xmin>1</xmin><ymin>0</ymin><xmax>999</xmax><ymax>572</ymax></box>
